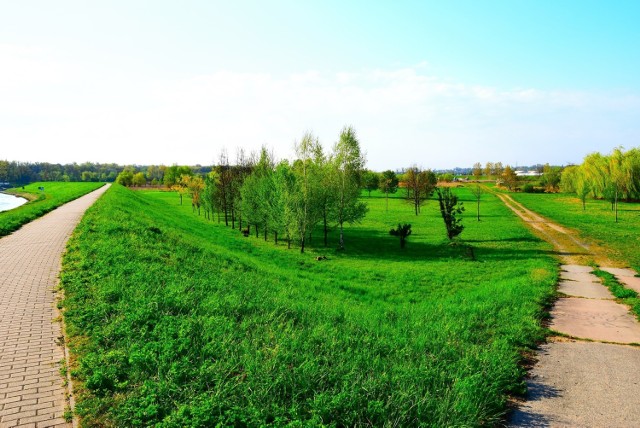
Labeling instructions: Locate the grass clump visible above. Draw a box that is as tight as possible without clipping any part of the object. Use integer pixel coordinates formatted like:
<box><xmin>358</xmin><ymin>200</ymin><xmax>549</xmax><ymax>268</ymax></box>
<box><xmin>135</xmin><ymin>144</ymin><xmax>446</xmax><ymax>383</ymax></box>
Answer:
<box><xmin>0</xmin><ymin>182</ymin><xmax>104</xmax><ymax>236</ymax></box>
<box><xmin>61</xmin><ymin>184</ymin><xmax>556</xmax><ymax>427</ymax></box>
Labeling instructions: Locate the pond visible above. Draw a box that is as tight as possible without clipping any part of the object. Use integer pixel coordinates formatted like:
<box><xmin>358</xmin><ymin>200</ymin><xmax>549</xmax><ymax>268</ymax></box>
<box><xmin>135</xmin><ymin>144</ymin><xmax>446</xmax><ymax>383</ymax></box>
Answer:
<box><xmin>0</xmin><ymin>193</ymin><xmax>28</xmax><ymax>212</ymax></box>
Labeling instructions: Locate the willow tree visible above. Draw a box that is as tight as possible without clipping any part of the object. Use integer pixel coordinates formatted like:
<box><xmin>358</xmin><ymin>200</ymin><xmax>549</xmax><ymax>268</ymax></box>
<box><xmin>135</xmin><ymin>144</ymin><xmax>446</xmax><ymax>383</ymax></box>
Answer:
<box><xmin>331</xmin><ymin>126</ymin><xmax>368</xmax><ymax>250</ymax></box>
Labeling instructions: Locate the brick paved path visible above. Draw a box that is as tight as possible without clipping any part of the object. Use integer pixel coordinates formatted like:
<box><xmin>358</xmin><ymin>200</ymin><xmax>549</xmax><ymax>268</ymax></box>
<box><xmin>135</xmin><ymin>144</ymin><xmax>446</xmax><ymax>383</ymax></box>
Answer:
<box><xmin>0</xmin><ymin>185</ymin><xmax>109</xmax><ymax>428</ymax></box>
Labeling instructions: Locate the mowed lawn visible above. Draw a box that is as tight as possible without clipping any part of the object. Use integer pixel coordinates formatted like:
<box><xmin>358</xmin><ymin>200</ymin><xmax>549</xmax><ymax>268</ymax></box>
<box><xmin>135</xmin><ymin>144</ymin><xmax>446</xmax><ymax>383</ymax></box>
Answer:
<box><xmin>0</xmin><ymin>181</ymin><xmax>104</xmax><ymax>237</ymax></box>
<box><xmin>61</xmin><ymin>184</ymin><xmax>556</xmax><ymax>427</ymax></box>
<box><xmin>509</xmin><ymin>192</ymin><xmax>640</xmax><ymax>271</ymax></box>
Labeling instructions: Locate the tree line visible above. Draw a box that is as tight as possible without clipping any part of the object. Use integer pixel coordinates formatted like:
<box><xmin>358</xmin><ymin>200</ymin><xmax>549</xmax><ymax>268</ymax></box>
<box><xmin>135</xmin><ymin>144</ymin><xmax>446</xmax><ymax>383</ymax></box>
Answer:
<box><xmin>174</xmin><ymin>126</ymin><xmax>369</xmax><ymax>253</ymax></box>
<box><xmin>561</xmin><ymin>146</ymin><xmax>640</xmax><ymax>222</ymax></box>
<box><xmin>0</xmin><ymin>160</ymin><xmax>213</xmax><ymax>186</ymax></box>
<box><xmin>154</xmin><ymin>127</ymin><xmax>465</xmax><ymax>252</ymax></box>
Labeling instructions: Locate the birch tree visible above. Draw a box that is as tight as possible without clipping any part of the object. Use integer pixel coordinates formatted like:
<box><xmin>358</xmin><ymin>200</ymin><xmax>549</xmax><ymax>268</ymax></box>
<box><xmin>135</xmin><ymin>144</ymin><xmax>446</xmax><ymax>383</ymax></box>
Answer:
<box><xmin>331</xmin><ymin>126</ymin><xmax>368</xmax><ymax>250</ymax></box>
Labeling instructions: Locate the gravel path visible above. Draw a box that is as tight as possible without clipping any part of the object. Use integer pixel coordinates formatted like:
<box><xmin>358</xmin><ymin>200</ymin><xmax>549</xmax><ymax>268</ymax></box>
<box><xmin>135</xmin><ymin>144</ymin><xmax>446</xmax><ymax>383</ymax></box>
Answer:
<box><xmin>0</xmin><ymin>184</ymin><xmax>109</xmax><ymax>428</ymax></box>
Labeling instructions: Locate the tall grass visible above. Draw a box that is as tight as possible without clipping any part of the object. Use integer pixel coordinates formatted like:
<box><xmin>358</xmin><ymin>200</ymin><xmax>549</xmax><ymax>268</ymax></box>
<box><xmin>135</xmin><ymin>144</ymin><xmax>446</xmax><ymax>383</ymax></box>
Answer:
<box><xmin>62</xmin><ymin>184</ymin><xmax>556</xmax><ymax>426</ymax></box>
<box><xmin>0</xmin><ymin>182</ymin><xmax>104</xmax><ymax>236</ymax></box>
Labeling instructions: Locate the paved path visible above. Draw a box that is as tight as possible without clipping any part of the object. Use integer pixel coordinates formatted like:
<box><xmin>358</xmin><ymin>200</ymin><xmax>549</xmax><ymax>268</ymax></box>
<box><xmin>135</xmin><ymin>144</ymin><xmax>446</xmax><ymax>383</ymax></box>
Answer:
<box><xmin>495</xmin><ymin>192</ymin><xmax>640</xmax><ymax>427</ymax></box>
<box><xmin>0</xmin><ymin>185</ymin><xmax>109</xmax><ymax>428</ymax></box>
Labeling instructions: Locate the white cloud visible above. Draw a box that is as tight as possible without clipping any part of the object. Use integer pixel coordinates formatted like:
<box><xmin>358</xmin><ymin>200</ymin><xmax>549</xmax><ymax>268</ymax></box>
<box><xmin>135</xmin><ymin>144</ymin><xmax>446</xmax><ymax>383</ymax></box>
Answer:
<box><xmin>1</xmin><ymin>44</ymin><xmax>638</xmax><ymax>169</ymax></box>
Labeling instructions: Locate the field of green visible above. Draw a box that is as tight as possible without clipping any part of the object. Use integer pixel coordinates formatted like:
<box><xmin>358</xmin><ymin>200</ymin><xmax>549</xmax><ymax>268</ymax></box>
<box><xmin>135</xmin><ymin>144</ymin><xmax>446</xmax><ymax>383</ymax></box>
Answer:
<box><xmin>508</xmin><ymin>192</ymin><xmax>640</xmax><ymax>271</ymax></box>
<box><xmin>0</xmin><ymin>182</ymin><xmax>105</xmax><ymax>237</ymax></box>
<box><xmin>61</xmin><ymin>184</ymin><xmax>557</xmax><ymax>427</ymax></box>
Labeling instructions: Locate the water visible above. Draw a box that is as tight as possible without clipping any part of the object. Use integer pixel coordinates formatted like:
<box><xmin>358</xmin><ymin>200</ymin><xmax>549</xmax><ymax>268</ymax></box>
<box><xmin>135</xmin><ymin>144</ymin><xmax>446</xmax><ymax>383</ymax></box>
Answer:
<box><xmin>0</xmin><ymin>193</ymin><xmax>28</xmax><ymax>212</ymax></box>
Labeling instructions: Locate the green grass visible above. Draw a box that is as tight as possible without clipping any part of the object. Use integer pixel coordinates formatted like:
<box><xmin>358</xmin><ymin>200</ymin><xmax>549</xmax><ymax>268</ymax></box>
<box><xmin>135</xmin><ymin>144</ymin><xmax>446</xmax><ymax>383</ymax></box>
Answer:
<box><xmin>61</xmin><ymin>184</ymin><xmax>557</xmax><ymax>427</ymax></box>
<box><xmin>508</xmin><ymin>192</ymin><xmax>640</xmax><ymax>271</ymax></box>
<box><xmin>0</xmin><ymin>182</ymin><xmax>104</xmax><ymax>237</ymax></box>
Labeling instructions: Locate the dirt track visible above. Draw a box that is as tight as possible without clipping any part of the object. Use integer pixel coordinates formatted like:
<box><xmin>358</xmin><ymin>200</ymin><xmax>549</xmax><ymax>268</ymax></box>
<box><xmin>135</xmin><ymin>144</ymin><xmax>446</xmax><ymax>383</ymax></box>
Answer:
<box><xmin>496</xmin><ymin>192</ymin><xmax>640</xmax><ymax>427</ymax></box>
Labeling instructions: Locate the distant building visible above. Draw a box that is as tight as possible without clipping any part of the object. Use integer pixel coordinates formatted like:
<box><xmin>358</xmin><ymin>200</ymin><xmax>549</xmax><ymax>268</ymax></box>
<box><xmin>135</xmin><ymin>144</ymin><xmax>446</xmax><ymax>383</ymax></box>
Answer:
<box><xmin>514</xmin><ymin>170</ymin><xmax>542</xmax><ymax>177</ymax></box>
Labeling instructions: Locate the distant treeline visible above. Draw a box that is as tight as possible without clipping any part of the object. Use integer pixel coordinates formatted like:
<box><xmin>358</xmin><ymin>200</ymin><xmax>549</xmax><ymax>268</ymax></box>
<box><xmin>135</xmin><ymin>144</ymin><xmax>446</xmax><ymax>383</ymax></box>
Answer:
<box><xmin>0</xmin><ymin>160</ymin><xmax>211</xmax><ymax>186</ymax></box>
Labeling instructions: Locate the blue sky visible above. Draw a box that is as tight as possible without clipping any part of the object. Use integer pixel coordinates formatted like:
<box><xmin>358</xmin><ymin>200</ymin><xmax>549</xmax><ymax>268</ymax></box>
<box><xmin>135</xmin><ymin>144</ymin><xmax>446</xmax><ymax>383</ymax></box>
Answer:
<box><xmin>1</xmin><ymin>1</ymin><xmax>639</xmax><ymax>170</ymax></box>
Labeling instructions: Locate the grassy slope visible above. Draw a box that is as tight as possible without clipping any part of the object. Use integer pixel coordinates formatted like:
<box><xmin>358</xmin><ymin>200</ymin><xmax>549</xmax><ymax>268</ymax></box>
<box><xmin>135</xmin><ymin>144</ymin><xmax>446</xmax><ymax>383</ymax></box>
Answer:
<box><xmin>62</xmin><ymin>184</ymin><xmax>556</xmax><ymax>427</ymax></box>
<box><xmin>508</xmin><ymin>192</ymin><xmax>640</xmax><ymax>271</ymax></box>
<box><xmin>0</xmin><ymin>182</ymin><xmax>104</xmax><ymax>236</ymax></box>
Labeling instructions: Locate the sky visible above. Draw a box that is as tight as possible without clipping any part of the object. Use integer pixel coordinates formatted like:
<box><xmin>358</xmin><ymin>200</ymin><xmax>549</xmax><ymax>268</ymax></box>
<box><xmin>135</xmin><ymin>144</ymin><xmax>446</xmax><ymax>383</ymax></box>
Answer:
<box><xmin>1</xmin><ymin>1</ymin><xmax>639</xmax><ymax>171</ymax></box>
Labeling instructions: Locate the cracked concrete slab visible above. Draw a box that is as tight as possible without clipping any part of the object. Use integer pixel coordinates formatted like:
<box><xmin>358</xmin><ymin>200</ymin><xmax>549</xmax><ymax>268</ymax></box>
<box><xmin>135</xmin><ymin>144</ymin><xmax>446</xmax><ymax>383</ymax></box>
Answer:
<box><xmin>557</xmin><ymin>280</ymin><xmax>614</xmax><ymax>299</ymax></box>
<box><xmin>550</xmin><ymin>298</ymin><xmax>640</xmax><ymax>344</ymax></box>
<box><xmin>559</xmin><ymin>270</ymin><xmax>600</xmax><ymax>283</ymax></box>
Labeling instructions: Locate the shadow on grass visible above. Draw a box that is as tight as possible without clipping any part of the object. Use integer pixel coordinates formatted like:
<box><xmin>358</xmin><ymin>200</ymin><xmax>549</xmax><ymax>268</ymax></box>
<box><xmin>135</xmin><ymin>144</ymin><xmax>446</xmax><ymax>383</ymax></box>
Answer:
<box><xmin>306</xmin><ymin>227</ymin><xmax>556</xmax><ymax>263</ymax></box>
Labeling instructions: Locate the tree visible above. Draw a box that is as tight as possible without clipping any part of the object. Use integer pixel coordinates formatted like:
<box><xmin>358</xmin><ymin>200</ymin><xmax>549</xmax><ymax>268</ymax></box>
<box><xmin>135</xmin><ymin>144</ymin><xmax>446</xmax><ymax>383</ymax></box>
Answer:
<box><xmin>362</xmin><ymin>170</ymin><xmax>380</xmax><ymax>197</ymax></box>
<box><xmin>484</xmin><ymin>162</ymin><xmax>495</xmax><ymax>178</ymax></box>
<box><xmin>115</xmin><ymin>167</ymin><xmax>134</xmax><ymax>186</ymax></box>
<box><xmin>541</xmin><ymin>163</ymin><xmax>562</xmax><ymax>192</ymax></box>
<box><xmin>389</xmin><ymin>223</ymin><xmax>412</xmax><ymax>248</ymax></box>
<box><xmin>472</xmin><ymin>162</ymin><xmax>483</xmax><ymax>180</ymax></box>
<box><xmin>501</xmin><ymin>166</ymin><xmax>518</xmax><ymax>191</ymax></box>
<box><xmin>379</xmin><ymin>170</ymin><xmax>399</xmax><ymax>211</ymax></box>
<box><xmin>331</xmin><ymin>126</ymin><xmax>368</xmax><ymax>250</ymax></box>
<box><xmin>292</xmin><ymin>132</ymin><xmax>323</xmax><ymax>253</ymax></box>
<box><xmin>575</xmin><ymin>169</ymin><xmax>591</xmax><ymax>211</ymax></box>
<box><xmin>182</xmin><ymin>175</ymin><xmax>205</xmax><ymax>215</ymax></box>
<box><xmin>405</xmin><ymin>166</ymin><xmax>436</xmax><ymax>215</ymax></box>
<box><xmin>494</xmin><ymin>162</ymin><xmax>504</xmax><ymax>178</ymax></box>
<box><xmin>436</xmin><ymin>187</ymin><xmax>464</xmax><ymax>240</ymax></box>
<box><xmin>470</xmin><ymin>184</ymin><xmax>484</xmax><ymax>221</ymax></box>
<box><xmin>132</xmin><ymin>172</ymin><xmax>146</xmax><ymax>187</ymax></box>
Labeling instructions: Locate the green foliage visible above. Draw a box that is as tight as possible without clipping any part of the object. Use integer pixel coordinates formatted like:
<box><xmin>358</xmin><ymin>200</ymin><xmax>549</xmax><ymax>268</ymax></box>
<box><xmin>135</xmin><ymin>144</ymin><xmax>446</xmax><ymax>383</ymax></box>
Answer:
<box><xmin>540</xmin><ymin>164</ymin><xmax>562</xmax><ymax>192</ymax></box>
<box><xmin>116</xmin><ymin>168</ymin><xmax>134</xmax><ymax>186</ymax></box>
<box><xmin>362</xmin><ymin>170</ymin><xmax>380</xmax><ymax>197</ymax></box>
<box><xmin>404</xmin><ymin>166</ymin><xmax>437</xmax><ymax>215</ymax></box>
<box><xmin>436</xmin><ymin>187</ymin><xmax>465</xmax><ymax>240</ymax></box>
<box><xmin>0</xmin><ymin>182</ymin><xmax>103</xmax><ymax>237</ymax></box>
<box><xmin>501</xmin><ymin>166</ymin><xmax>518</xmax><ymax>191</ymax></box>
<box><xmin>389</xmin><ymin>223</ymin><xmax>412</xmax><ymax>248</ymax></box>
<box><xmin>61</xmin><ymin>184</ymin><xmax>557</xmax><ymax>427</ymax></box>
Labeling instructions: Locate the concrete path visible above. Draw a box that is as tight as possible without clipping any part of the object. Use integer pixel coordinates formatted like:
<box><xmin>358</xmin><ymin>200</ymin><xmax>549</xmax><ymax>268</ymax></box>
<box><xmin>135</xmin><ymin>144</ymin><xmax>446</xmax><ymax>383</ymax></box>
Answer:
<box><xmin>496</xmin><ymin>193</ymin><xmax>640</xmax><ymax>427</ymax></box>
<box><xmin>0</xmin><ymin>184</ymin><xmax>109</xmax><ymax>428</ymax></box>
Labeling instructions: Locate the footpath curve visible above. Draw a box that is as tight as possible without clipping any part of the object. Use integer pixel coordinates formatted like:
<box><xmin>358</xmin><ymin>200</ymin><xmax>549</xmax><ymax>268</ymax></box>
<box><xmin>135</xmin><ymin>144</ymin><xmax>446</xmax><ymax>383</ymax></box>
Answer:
<box><xmin>0</xmin><ymin>184</ymin><xmax>110</xmax><ymax>428</ymax></box>
<box><xmin>495</xmin><ymin>192</ymin><xmax>640</xmax><ymax>427</ymax></box>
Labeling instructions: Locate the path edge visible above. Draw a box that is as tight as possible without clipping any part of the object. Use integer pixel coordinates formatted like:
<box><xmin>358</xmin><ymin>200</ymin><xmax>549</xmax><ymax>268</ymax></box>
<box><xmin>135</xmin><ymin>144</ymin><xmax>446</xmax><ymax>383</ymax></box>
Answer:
<box><xmin>57</xmin><ymin>184</ymin><xmax>110</xmax><ymax>428</ymax></box>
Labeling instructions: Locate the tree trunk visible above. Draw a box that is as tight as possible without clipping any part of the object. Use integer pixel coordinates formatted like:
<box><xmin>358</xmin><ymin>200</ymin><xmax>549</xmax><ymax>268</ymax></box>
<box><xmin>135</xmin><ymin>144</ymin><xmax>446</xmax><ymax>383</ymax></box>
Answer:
<box><xmin>477</xmin><ymin>199</ymin><xmax>480</xmax><ymax>221</ymax></box>
<box><xmin>300</xmin><ymin>235</ymin><xmax>305</xmax><ymax>253</ymax></box>
<box><xmin>615</xmin><ymin>191</ymin><xmax>619</xmax><ymax>223</ymax></box>
<box><xmin>264</xmin><ymin>223</ymin><xmax>267</xmax><ymax>241</ymax></box>
<box><xmin>255</xmin><ymin>224</ymin><xmax>259</xmax><ymax>238</ymax></box>
<box><xmin>338</xmin><ymin>221</ymin><xmax>344</xmax><ymax>250</ymax></box>
<box><xmin>323</xmin><ymin>212</ymin><xmax>328</xmax><ymax>247</ymax></box>
<box><xmin>179</xmin><ymin>194</ymin><xmax>183</xmax><ymax>205</ymax></box>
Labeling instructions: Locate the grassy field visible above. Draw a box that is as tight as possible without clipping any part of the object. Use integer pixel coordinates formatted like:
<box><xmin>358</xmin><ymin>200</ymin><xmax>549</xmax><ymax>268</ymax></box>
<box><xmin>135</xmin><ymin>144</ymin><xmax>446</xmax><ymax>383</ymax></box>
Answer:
<box><xmin>61</xmin><ymin>184</ymin><xmax>556</xmax><ymax>427</ymax></box>
<box><xmin>508</xmin><ymin>192</ymin><xmax>640</xmax><ymax>272</ymax></box>
<box><xmin>0</xmin><ymin>182</ymin><xmax>104</xmax><ymax>237</ymax></box>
